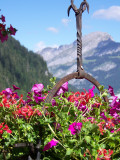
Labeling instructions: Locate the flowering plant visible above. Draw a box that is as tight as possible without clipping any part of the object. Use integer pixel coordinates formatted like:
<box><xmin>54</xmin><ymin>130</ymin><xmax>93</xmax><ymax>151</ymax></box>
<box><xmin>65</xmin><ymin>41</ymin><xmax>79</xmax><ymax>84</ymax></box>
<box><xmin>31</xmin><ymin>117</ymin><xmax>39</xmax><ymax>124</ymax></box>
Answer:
<box><xmin>0</xmin><ymin>11</ymin><xmax>17</xmax><ymax>43</ymax></box>
<box><xmin>0</xmin><ymin>78</ymin><xmax>120</xmax><ymax>160</ymax></box>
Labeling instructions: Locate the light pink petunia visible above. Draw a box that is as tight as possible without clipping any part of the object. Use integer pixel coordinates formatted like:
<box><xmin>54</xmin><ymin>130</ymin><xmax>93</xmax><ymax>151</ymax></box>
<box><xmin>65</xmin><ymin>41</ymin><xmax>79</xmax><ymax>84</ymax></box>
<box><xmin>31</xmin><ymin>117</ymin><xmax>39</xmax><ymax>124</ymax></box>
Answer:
<box><xmin>56</xmin><ymin>82</ymin><xmax>68</xmax><ymax>96</ymax></box>
<box><xmin>31</xmin><ymin>83</ymin><xmax>44</xmax><ymax>94</ymax></box>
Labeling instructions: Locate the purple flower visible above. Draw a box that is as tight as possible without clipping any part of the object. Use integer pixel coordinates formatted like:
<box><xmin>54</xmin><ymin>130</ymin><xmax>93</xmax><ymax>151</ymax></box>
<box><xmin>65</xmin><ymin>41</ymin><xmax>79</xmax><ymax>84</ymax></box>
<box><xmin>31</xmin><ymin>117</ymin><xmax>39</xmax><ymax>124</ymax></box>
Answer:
<box><xmin>0</xmin><ymin>30</ymin><xmax>8</xmax><ymax>43</ymax></box>
<box><xmin>33</xmin><ymin>95</ymin><xmax>45</xmax><ymax>103</ymax></box>
<box><xmin>3</xmin><ymin>88</ymin><xmax>13</xmax><ymax>98</ymax></box>
<box><xmin>56</xmin><ymin>82</ymin><xmax>68</xmax><ymax>96</ymax></box>
<box><xmin>109</xmin><ymin>96</ymin><xmax>120</xmax><ymax>124</ymax></box>
<box><xmin>100</xmin><ymin>112</ymin><xmax>107</xmax><ymax>121</ymax></box>
<box><xmin>9</xmin><ymin>24</ymin><xmax>16</xmax><ymax>35</ymax></box>
<box><xmin>68</xmin><ymin>122</ymin><xmax>82</xmax><ymax>135</ymax></box>
<box><xmin>13</xmin><ymin>92</ymin><xmax>19</xmax><ymax>99</ymax></box>
<box><xmin>78</xmin><ymin>104</ymin><xmax>87</xmax><ymax>112</ymax></box>
<box><xmin>53</xmin><ymin>122</ymin><xmax>61</xmax><ymax>130</ymax></box>
<box><xmin>1</xmin><ymin>15</ymin><xmax>5</xmax><ymax>22</ymax></box>
<box><xmin>13</xmin><ymin>85</ymin><xmax>20</xmax><ymax>91</ymax></box>
<box><xmin>3</xmin><ymin>87</ymin><xmax>19</xmax><ymax>99</ymax></box>
<box><xmin>43</xmin><ymin>139</ymin><xmax>59</xmax><ymax>151</ymax></box>
<box><xmin>74</xmin><ymin>101</ymin><xmax>79</xmax><ymax>107</ymax></box>
<box><xmin>31</xmin><ymin>84</ymin><xmax>44</xmax><ymax>94</ymax></box>
<box><xmin>5</xmin><ymin>88</ymin><xmax>13</xmax><ymax>94</ymax></box>
<box><xmin>108</xmin><ymin>86</ymin><xmax>115</xmax><ymax>96</ymax></box>
<box><xmin>52</xmin><ymin>99</ymin><xmax>57</xmax><ymax>106</ymax></box>
<box><xmin>110</xmin><ymin>96</ymin><xmax>118</xmax><ymax>108</ymax></box>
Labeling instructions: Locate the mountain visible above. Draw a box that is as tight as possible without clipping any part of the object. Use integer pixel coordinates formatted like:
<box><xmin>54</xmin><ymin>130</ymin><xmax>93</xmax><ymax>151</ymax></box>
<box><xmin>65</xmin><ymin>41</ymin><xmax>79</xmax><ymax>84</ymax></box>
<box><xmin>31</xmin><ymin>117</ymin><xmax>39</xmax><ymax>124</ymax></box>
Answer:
<box><xmin>0</xmin><ymin>36</ymin><xmax>52</xmax><ymax>96</ymax></box>
<box><xmin>37</xmin><ymin>32</ymin><xmax>120</xmax><ymax>94</ymax></box>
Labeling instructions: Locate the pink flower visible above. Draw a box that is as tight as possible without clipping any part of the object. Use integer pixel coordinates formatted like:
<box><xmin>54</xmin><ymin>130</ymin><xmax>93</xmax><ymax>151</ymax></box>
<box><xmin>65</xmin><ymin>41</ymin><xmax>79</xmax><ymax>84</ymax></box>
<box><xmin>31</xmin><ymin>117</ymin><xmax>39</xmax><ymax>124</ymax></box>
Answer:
<box><xmin>1</xmin><ymin>15</ymin><xmax>5</xmax><ymax>22</ymax></box>
<box><xmin>68</xmin><ymin>122</ymin><xmax>82</xmax><ymax>135</ymax></box>
<box><xmin>6</xmin><ymin>129</ymin><xmax>12</xmax><ymax>134</ymax></box>
<box><xmin>88</xmin><ymin>85</ymin><xmax>95</xmax><ymax>97</ymax></box>
<box><xmin>31</xmin><ymin>83</ymin><xmax>44</xmax><ymax>94</ymax></box>
<box><xmin>56</xmin><ymin>82</ymin><xmax>68</xmax><ymax>96</ymax></box>
<box><xmin>43</xmin><ymin>139</ymin><xmax>59</xmax><ymax>151</ymax></box>
<box><xmin>3</xmin><ymin>88</ymin><xmax>13</xmax><ymax>98</ymax></box>
<box><xmin>97</xmin><ymin>149</ymin><xmax>113</xmax><ymax>160</ymax></box>
<box><xmin>33</xmin><ymin>95</ymin><xmax>45</xmax><ymax>103</ymax></box>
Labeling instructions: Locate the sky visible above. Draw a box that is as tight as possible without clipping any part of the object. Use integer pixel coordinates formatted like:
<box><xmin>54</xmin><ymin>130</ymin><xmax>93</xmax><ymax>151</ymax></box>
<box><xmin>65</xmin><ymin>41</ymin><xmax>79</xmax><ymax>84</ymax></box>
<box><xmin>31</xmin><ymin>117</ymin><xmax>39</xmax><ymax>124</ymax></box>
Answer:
<box><xmin>1</xmin><ymin>0</ymin><xmax>120</xmax><ymax>52</ymax></box>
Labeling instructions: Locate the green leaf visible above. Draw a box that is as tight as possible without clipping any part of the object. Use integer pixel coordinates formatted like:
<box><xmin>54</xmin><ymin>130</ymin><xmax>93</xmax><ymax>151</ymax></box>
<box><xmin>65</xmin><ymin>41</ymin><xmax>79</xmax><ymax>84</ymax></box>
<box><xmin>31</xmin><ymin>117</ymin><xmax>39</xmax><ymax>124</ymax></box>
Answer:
<box><xmin>66</xmin><ymin>148</ymin><xmax>73</xmax><ymax>155</ymax></box>
<box><xmin>44</xmin><ymin>118</ymin><xmax>53</xmax><ymax>124</ymax></box>
<box><xmin>100</xmin><ymin>144</ymin><xmax>106</xmax><ymax>149</ymax></box>
<box><xmin>108</xmin><ymin>141</ymin><xmax>116</xmax><ymax>148</ymax></box>
<box><xmin>98</xmin><ymin>85</ymin><xmax>104</xmax><ymax>92</ymax></box>
<box><xmin>94</xmin><ymin>135</ymin><xmax>99</xmax><ymax>141</ymax></box>
<box><xmin>85</xmin><ymin>136</ymin><xmax>91</xmax><ymax>144</ymax></box>
<box><xmin>68</xmin><ymin>139</ymin><xmax>77</xmax><ymax>143</ymax></box>
<box><xmin>102</xmin><ymin>92</ymin><xmax>108</xmax><ymax>97</ymax></box>
<box><xmin>43</xmin><ymin>157</ymin><xmax>51</xmax><ymax>160</ymax></box>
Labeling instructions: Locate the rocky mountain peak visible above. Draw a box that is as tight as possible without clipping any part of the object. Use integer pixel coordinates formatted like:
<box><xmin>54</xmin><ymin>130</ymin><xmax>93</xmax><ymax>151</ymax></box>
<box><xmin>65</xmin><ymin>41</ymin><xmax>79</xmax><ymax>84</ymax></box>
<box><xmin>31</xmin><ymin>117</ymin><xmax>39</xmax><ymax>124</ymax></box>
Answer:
<box><xmin>37</xmin><ymin>31</ymin><xmax>120</xmax><ymax>94</ymax></box>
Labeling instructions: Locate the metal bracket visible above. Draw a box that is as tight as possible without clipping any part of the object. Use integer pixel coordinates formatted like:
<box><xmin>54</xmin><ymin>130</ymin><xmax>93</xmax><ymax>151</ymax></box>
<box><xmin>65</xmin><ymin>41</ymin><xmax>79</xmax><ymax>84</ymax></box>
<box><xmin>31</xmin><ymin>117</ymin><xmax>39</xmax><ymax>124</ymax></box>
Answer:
<box><xmin>44</xmin><ymin>0</ymin><xmax>109</xmax><ymax>104</ymax></box>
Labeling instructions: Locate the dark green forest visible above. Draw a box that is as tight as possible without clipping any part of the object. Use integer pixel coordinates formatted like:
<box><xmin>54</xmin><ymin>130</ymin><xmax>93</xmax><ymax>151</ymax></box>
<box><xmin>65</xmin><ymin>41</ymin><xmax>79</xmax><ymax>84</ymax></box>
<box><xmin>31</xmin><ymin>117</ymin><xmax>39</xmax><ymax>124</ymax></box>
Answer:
<box><xmin>0</xmin><ymin>36</ymin><xmax>52</xmax><ymax>96</ymax></box>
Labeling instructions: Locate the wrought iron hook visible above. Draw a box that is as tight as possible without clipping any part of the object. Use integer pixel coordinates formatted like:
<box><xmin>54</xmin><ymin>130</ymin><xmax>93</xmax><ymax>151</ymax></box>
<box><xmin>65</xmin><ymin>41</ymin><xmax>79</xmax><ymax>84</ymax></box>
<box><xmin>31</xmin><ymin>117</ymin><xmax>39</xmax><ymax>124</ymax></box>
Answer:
<box><xmin>68</xmin><ymin>0</ymin><xmax>79</xmax><ymax>16</ymax></box>
<box><xmin>44</xmin><ymin>0</ymin><xmax>109</xmax><ymax>119</ymax></box>
<box><xmin>68</xmin><ymin>0</ymin><xmax>89</xmax><ymax>16</ymax></box>
<box><xmin>68</xmin><ymin>0</ymin><xmax>89</xmax><ymax>76</ymax></box>
<box><xmin>80</xmin><ymin>0</ymin><xmax>89</xmax><ymax>13</ymax></box>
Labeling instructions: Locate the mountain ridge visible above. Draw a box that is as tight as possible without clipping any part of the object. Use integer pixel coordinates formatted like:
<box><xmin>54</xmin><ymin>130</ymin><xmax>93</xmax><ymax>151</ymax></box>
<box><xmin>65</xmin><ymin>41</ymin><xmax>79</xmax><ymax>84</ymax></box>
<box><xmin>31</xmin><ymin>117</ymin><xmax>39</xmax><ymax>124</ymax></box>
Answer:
<box><xmin>0</xmin><ymin>36</ymin><xmax>52</xmax><ymax>96</ymax></box>
<box><xmin>37</xmin><ymin>31</ymin><xmax>120</xmax><ymax>94</ymax></box>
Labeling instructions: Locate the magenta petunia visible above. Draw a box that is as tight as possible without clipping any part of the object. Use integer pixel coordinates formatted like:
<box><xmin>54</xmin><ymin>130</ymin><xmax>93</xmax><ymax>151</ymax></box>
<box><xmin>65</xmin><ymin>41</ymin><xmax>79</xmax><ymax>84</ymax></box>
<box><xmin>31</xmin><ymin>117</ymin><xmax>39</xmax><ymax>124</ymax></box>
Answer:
<box><xmin>68</xmin><ymin>122</ymin><xmax>82</xmax><ymax>135</ymax></box>
<box><xmin>88</xmin><ymin>85</ymin><xmax>95</xmax><ymax>98</ymax></box>
<box><xmin>108</xmin><ymin>86</ymin><xmax>115</xmax><ymax>96</ymax></box>
<box><xmin>33</xmin><ymin>95</ymin><xmax>45</xmax><ymax>103</ymax></box>
<box><xmin>43</xmin><ymin>139</ymin><xmax>59</xmax><ymax>151</ymax></box>
<box><xmin>3</xmin><ymin>88</ymin><xmax>13</xmax><ymax>98</ymax></box>
<box><xmin>31</xmin><ymin>83</ymin><xmax>44</xmax><ymax>94</ymax></box>
<box><xmin>5</xmin><ymin>88</ymin><xmax>13</xmax><ymax>94</ymax></box>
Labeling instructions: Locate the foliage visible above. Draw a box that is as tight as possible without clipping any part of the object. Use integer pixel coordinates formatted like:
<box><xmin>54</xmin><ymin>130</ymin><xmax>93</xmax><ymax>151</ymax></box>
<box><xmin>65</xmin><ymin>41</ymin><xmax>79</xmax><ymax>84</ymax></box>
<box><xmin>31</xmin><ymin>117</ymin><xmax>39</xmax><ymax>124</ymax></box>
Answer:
<box><xmin>0</xmin><ymin>36</ymin><xmax>52</xmax><ymax>97</ymax></box>
<box><xmin>0</xmin><ymin>78</ymin><xmax>120</xmax><ymax>160</ymax></box>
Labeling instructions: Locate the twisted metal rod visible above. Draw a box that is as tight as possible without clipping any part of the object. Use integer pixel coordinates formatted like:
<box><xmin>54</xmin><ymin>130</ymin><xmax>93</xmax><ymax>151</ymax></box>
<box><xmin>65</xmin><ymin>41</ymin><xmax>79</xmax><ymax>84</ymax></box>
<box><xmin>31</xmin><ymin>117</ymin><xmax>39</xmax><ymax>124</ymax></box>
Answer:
<box><xmin>68</xmin><ymin>0</ymin><xmax>89</xmax><ymax>74</ymax></box>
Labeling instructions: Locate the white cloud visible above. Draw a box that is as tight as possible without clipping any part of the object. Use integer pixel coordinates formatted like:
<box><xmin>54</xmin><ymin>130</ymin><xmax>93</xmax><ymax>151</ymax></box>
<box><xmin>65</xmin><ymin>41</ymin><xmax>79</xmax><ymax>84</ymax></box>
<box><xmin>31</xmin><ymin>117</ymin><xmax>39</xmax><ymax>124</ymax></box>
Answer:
<box><xmin>93</xmin><ymin>6</ymin><xmax>120</xmax><ymax>21</ymax></box>
<box><xmin>34</xmin><ymin>41</ymin><xmax>59</xmax><ymax>52</ymax></box>
<box><xmin>62</xmin><ymin>18</ymin><xmax>71</xmax><ymax>26</ymax></box>
<box><xmin>51</xmin><ymin>44</ymin><xmax>59</xmax><ymax>48</ymax></box>
<box><xmin>34</xmin><ymin>41</ymin><xmax>46</xmax><ymax>52</ymax></box>
<box><xmin>47</xmin><ymin>27</ymin><xmax>58</xmax><ymax>33</ymax></box>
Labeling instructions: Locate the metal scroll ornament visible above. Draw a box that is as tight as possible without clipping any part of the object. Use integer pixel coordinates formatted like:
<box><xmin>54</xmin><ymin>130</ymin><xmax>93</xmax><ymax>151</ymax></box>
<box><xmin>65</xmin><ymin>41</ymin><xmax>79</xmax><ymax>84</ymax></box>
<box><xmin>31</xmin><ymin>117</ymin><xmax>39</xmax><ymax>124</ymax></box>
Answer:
<box><xmin>45</xmin><ymin>0</ymin><xmax>109</xmax><ymax>103</ymax></box>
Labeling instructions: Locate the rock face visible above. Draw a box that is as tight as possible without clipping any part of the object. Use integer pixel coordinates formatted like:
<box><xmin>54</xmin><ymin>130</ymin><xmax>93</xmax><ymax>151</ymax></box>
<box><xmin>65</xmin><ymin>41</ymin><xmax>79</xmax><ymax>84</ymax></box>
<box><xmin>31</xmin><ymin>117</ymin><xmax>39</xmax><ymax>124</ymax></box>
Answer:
<box><xmin>37</xmin><ymin>32</ymin><xmax>120</xmax><ymax>94</ymax></box>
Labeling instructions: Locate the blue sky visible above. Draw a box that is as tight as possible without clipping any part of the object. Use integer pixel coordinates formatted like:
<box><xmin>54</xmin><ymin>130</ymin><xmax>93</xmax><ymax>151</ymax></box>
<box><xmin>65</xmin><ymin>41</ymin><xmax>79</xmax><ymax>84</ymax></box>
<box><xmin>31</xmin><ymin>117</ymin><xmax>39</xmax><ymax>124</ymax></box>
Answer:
<box><xmin>1</xmin><ymin>0</ymin><xmax>120</xmax><ymax>51</ymax></box>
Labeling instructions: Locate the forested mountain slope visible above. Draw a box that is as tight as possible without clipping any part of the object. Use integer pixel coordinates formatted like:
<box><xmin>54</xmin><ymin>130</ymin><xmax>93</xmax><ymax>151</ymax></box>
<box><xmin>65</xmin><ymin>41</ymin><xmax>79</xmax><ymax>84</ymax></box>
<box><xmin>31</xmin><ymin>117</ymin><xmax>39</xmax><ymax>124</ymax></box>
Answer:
<box><xmin>0</xmin><ymin>36</ymin><xmax>52</xmax><ymax>95</ymax></box>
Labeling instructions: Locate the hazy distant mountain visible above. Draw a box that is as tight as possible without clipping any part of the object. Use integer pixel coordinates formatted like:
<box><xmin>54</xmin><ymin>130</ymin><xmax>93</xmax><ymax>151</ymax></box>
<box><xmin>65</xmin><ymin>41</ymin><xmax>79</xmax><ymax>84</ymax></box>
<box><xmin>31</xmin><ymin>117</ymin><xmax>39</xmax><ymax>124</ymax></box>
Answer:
<box><xmin>37</xmin><ymin>32</ymin><xmax>120</xmax><ymax>94</ymax></box>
